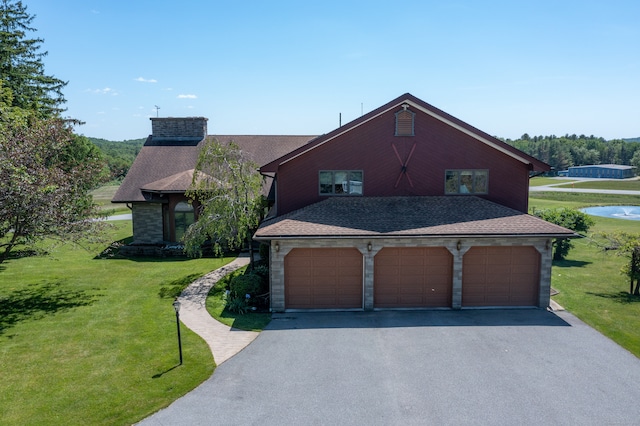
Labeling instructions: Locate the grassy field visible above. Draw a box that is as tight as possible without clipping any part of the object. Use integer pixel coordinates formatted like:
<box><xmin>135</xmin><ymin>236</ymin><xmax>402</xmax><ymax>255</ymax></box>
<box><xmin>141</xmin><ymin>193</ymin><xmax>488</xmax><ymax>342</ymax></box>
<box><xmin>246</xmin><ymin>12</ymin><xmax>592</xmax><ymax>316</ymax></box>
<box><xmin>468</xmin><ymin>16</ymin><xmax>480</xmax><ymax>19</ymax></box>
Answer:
<box><xmin>529</xmin><ymin>177</ymin><xmax>571</xmax><ymax>186</ymax></box>
<box><xmin>90</xmin><ymin>184</ymin><xmax>130</xmax><ymax>215</ymax></box>
<box><xmin>0</xmin><ymin>221</ymin><xmax>234</xmax><ymax>425</ymax></box>
<box><xmin>530</xmin><ymin>176</ymin><xmax>640</xmax><ymax>191</ymax></box>
<box><xmin>554</xmin><ymin>179</ymin><xmax>640</xmax><ymax>190</ymax></box>
<box><xmin>530</xmin><ymin>194</ymin><xmax>640</xmax><ymax>358</ymax></box>
<box><xmin>529</xmin><ymin>191</ymin><xmax>640</xmax><ymax>208</ymax></box>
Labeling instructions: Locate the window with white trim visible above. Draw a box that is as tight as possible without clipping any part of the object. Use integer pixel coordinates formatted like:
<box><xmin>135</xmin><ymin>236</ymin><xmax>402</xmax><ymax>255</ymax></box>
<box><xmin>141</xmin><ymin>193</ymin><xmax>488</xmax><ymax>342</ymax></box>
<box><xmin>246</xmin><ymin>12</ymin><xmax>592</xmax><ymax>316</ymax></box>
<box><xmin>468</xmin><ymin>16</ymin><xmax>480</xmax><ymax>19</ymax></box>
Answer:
<box><xmin>445</xmin><ymin>170</ymin><xmax>488</xmax><ymax>194</ymax></box>
<box><xmin>319</xmin><ymin>170</ymin><xmax>363</xmax><ymax>195</ymax></box>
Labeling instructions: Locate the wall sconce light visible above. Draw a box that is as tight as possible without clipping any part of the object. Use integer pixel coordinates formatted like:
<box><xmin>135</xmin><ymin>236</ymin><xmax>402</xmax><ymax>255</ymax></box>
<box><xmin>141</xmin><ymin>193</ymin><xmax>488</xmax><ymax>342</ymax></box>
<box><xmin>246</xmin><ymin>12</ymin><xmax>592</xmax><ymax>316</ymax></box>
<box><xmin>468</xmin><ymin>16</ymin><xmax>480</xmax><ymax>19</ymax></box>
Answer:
<box><xmin>456</xmin><ymin>240</ymin><xmax>462</xmax><ymax>251</ymax></box>
<box><xmin>367</xmin><ymin>242</ymin><xmax>372</xmax><ymax>252</ymax></box>
<box><xmin>274</xmin><ymin>242</ymin><xmax>280</xmax><ymax>252</ymax></box>
<box><xmin>546</xmin><ymin>240</ymin><xmax>551</xmax><ymax>250</ymax></box>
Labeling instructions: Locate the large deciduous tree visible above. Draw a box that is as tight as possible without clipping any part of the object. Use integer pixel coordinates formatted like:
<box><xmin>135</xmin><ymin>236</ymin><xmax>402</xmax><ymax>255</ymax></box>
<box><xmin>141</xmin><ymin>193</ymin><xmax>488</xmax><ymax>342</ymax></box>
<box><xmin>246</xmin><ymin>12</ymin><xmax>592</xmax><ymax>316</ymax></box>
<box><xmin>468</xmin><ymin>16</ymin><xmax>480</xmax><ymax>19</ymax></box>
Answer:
<box><xmin>183</xmin><ymin>139</ymin><xmax>263</xmax><ymax>266</ymax></box>
<box><xmin>0</xmin><ymin>115</ymin><xmax>106</xmax><ymax>263</ymax></box>
<box><xmin>0</xmin><ymin>0</ymin><xmax>66</xmax><ymax>117</ymax></box>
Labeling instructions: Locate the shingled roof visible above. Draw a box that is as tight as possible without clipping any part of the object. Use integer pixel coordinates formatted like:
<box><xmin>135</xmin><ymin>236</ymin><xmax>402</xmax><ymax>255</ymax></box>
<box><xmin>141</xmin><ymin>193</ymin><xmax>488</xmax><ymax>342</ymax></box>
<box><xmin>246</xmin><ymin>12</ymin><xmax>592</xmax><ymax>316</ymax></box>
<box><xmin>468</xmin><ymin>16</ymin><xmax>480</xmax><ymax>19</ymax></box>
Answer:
<box><xmin>112</xmin><ymin>135</ymin><xmax>315</xmax><ymax>203</ymax></box>
<box><xmin>254</xmin><ymin>196</ymin><xmax>577</xmax><ymax>239</ymax></box>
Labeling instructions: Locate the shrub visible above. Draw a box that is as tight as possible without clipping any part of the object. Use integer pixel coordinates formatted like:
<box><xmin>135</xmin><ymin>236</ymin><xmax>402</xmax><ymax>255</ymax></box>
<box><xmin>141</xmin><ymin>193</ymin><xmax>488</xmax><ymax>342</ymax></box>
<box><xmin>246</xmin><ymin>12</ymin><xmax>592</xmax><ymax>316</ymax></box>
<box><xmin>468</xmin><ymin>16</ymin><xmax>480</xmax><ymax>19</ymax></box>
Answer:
<box><xmin>229</xmin><ymin>274</ymin><xmax>262</xmax><ymax>300</ymax></box>
<box><xmin>226</xmin><ymin>295</ymin><xmax>250</xmax><ymax>314</ymax></box>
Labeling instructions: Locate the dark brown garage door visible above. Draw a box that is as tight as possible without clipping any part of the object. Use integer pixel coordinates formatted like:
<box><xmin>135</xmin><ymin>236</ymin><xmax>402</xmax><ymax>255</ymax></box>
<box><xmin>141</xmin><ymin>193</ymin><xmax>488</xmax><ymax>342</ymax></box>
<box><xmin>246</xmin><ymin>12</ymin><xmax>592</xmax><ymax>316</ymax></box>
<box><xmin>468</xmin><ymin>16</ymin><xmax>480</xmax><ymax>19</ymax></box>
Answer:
<box><xmin>284</xmin><ymin>248</ymin><xmax>363</xmax><ymax>309</ymax></box>
<box><xmin>462</xmin><ymin>246</ymin><xmax>540</xmax><ymax>307</ymax></box>
<box><xmin>374</xmin><ymin>247</ymin><xmax>453</xmax><ymax>308</ymax></box>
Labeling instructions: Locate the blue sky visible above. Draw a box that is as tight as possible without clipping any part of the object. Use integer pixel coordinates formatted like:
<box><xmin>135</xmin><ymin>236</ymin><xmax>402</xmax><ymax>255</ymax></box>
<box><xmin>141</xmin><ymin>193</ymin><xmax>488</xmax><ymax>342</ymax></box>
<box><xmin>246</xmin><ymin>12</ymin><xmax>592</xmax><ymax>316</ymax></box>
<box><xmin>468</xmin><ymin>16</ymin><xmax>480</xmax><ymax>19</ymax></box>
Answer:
<box><xmin>25</xmin><ymin>0</ymin><xmax>640</xmax><ymax>141</ymax></box>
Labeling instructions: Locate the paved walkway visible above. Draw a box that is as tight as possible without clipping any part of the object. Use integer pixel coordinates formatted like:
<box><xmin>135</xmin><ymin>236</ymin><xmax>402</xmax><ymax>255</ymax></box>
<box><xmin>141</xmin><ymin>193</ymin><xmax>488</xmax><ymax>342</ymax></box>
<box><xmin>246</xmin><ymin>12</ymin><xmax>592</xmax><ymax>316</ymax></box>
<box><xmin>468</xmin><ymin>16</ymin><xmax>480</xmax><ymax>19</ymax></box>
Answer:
<box><xmin>176</xmin><ymin>254</ymin><xmax>258</xmax><ymax>365</ymax></box>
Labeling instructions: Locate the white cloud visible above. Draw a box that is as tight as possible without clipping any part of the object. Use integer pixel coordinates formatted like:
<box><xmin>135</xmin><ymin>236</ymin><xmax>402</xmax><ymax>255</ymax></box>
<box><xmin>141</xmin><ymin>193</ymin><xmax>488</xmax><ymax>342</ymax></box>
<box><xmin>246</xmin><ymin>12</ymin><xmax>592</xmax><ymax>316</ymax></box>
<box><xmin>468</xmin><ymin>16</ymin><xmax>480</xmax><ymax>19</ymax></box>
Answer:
<box><xmin>177</xmin><ymin>94</ymin><xmax>197</xmax><ymax>99</ymax></box>
<box><xmin>87</xmin><ymin>87</ymin><xmax>118</xmax><ymax>95</ymax></box>
<box><xmin>135</xmin><ymin>77</ymin><xmax>158</xmax><ymax>83</ymax></box>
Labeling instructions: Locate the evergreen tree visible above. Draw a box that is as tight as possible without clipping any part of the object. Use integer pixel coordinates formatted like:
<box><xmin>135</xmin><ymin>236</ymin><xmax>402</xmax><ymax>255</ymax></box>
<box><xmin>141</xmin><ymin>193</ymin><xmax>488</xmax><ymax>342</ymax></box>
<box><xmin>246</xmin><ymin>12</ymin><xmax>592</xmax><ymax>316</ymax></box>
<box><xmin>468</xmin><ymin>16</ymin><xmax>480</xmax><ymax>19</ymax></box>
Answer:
<box><xmin>0</xmin><ymin>0</ymin><xmax>66</xmax><ymax>117</ymax></box>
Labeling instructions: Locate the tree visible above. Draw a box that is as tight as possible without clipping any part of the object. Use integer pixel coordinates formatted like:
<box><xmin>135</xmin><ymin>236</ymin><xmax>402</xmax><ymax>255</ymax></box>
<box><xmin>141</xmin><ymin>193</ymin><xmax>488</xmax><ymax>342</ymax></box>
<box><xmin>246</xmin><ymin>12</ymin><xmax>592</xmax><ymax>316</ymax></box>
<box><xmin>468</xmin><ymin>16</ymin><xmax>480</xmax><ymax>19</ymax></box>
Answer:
<box><xmin>0</xmin><ymin>0</ymin><xmax>66</xmax><ymax>117</ymax></box>
<box><xmin>0</xmin><ymin>115</ymin><xmax>106</xmax><ymax>263</ymax></box>
<box><xmin>596</xmin><ymin>232</ymin><xmax>640</xmax><ymax>295</ymax></box>
<box><xmin>183</xmin><ymin>139</ymin><xmax>264</xmax><ymax>267</ymax></box>
<box><xmin>531</xmin><ymin>208</ymin><xmax>594</xmax><ymax>260</ymax></box>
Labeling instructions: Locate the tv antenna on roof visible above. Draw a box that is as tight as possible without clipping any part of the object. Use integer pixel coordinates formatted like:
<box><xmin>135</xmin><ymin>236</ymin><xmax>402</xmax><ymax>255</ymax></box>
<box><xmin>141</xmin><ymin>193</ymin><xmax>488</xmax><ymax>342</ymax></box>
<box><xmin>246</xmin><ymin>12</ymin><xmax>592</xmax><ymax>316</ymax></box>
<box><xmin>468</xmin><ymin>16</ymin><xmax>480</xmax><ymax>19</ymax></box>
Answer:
<box><xmin>154</xmin><ymin>105</ymin><xmax>160</xmax><ymax>117</ymax></box>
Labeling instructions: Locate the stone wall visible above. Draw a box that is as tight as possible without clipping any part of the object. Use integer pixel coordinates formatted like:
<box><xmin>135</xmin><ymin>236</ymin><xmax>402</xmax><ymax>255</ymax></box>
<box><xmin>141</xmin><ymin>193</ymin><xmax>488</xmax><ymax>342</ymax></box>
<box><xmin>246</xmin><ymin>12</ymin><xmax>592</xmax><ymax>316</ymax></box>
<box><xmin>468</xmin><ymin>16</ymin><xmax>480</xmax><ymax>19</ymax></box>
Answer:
<box><xmin>131</xmin><ymin>203</ymin><xmax>164</xmax><ymax>244</ymax></box>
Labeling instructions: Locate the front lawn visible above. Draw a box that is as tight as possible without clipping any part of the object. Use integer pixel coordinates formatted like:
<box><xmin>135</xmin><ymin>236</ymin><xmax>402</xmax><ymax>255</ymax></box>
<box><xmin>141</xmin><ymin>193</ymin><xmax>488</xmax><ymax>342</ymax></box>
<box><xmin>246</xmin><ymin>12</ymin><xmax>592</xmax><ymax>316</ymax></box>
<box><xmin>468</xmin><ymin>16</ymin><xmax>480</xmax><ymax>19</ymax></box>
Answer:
<box><xmin>531</xmin><ymin>194</ymin><xmax>640</xmax><ymax>358</ymax></box>
<box><xmin>0</xmin><ymin>221</ymin><xmax>233</xmax><ymax>425</ymax></box>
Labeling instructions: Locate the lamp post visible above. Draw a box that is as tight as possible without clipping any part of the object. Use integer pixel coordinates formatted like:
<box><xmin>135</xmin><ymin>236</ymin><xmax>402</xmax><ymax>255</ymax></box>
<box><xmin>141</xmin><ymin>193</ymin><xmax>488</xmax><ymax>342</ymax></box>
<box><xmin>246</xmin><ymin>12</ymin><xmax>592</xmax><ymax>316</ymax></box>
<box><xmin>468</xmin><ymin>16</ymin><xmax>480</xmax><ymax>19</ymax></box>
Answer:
<box><xmin>172</xmin><ymin>299</ymin><xmax>183</xmax><ymax>365</ymax></box>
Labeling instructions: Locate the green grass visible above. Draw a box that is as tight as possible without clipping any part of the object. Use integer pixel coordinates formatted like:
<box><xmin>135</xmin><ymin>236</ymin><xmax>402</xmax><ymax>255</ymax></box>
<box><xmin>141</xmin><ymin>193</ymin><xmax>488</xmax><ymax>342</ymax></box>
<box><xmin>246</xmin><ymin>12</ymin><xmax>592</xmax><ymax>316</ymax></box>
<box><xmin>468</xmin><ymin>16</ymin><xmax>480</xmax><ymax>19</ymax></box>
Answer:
<box><xmin>90</xmin><ymin>184</ymin><xmax>129</xmax><ymax>215</ymax></box>
<box><xmin>206</xmin><ymin>266</ymin><xmax>272</xmax><ymax>332</ymax></box>
<box><xmin>530</xmin><ymin>191</ymin><xmax>640</xmax><ymax>207</ymax></box>
<box><xmin>553</xmin><ymin>178</ymin><xmax>640</xmax><ymax>190</ymax></box>
<box><xmin>0</xmin><ymin>222</ymin><xmax>234</xmax><ymax>425</ymax></box>
<box><xmin>529</xmin><ymin>177</ymin><xmax>574</xmax><ymax>186</ymax></box>
<box><xmin>530</xmin><ymin>192</ymin><xmax>640</xmax><ymax>358</ymax></box>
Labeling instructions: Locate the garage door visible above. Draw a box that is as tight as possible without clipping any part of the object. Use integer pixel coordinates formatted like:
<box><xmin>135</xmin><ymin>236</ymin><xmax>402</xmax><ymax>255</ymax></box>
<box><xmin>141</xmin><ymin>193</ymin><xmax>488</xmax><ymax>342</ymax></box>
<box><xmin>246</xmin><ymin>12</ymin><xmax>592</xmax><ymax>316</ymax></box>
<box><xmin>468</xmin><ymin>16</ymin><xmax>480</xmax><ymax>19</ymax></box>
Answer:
<box><xmin>374</xmin><ymin>247</ymin><xmax>452</xmax><ymax>308</ymax></box>
<box><xmin>284</xmin><ymin>248</ymin><xmax>363</xmax><ymax>309</ymax></box>
<box><xmin>462</xmin><ymin>246</ymin><xmax>539</xmax><ymax>307</ymax></box>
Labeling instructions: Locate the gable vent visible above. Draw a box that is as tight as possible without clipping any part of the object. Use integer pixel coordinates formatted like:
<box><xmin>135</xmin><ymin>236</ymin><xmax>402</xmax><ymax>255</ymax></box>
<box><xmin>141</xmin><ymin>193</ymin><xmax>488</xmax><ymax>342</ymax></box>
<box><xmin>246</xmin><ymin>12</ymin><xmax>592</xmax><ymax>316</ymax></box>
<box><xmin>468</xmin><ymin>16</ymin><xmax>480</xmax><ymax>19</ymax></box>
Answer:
<box><xmin>395</xmin><ymin>105</ymin><xmax>415</xmax><ymax>136</ymax></box>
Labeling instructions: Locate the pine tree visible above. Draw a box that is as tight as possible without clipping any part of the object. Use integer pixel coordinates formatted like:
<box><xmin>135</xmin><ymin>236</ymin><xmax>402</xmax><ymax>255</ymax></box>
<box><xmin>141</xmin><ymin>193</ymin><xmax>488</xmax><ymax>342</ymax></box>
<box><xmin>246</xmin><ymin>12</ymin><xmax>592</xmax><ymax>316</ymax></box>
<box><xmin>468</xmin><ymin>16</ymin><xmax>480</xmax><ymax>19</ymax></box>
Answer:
<box><xmin>0</xmin><ymin>0</ymin><xmax>66</xmax><ymax>117</ymax></box>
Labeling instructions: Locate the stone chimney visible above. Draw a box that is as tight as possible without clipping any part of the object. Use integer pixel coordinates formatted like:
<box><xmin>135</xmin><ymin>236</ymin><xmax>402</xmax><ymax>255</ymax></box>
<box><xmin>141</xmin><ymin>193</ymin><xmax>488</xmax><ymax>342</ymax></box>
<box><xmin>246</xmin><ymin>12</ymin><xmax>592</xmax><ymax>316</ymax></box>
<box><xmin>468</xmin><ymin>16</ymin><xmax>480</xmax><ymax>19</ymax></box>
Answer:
<box><xmin>150</xmin><ymin>117</ymin><xmax>208</xmax><ymax>143</ymax></box>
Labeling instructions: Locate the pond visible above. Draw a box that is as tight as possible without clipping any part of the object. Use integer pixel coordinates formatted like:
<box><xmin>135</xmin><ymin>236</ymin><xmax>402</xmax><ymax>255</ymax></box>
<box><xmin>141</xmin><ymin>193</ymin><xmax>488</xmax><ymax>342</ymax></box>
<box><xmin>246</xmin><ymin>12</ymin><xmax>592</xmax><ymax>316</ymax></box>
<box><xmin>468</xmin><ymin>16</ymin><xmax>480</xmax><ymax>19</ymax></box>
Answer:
<box><xmin>581</xmin><ymin>206</ymin><xmax>640</xmax><ymax>221</ymax></box>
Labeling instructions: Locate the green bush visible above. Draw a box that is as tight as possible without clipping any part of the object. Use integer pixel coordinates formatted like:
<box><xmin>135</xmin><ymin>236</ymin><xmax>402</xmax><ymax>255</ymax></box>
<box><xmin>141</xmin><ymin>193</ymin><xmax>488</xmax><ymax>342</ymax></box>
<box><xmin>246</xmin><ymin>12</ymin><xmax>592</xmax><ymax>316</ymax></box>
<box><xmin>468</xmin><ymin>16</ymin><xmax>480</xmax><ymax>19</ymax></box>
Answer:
<box><xmin>226</xmin><ymin>295</ymin><xmax>250</xmax><ymax>314</ymax></box>
<box><xmin>229</xmin><ymin>274</ymin><xmax>262</xmax><ymax>299</ymax></box>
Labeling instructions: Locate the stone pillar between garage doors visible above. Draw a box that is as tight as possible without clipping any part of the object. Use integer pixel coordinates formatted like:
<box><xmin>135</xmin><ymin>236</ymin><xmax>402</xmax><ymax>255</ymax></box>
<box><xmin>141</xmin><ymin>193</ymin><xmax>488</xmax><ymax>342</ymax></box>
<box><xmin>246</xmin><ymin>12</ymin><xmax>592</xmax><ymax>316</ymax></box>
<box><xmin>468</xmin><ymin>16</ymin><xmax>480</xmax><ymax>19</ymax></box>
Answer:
<box><xmin>268</xmin><ymin>241</ymin><xmax>292</xmax><ymax>312</ymax></box>
<box><xmin>447</xmin><ymin>243</ymin><xmax>470</xmax><ymax>309</ymax></box>
<box><xmin>534</xmin><ymin>240</ymin><xmax>553</xmax><ymax>309</ymax></box>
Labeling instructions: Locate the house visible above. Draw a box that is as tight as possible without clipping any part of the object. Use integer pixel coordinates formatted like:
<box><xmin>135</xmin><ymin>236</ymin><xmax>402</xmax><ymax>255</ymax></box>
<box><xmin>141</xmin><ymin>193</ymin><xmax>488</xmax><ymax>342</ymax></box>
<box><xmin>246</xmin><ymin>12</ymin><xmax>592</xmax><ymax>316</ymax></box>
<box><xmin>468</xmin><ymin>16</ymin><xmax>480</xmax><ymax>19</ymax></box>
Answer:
<box><xmin>567</xmin><ymin>164</ymin><xmax>635</xmax><ymax>179</ymax></box>
<box><xmin>253</xmin><ymin>93</ymin><xmax>577</xmax><ymax>311</ymax></box>
<box><xmin>111</xmin><ymin>117</ymin><xmax>314</xmax><ymax>254</ymax></box>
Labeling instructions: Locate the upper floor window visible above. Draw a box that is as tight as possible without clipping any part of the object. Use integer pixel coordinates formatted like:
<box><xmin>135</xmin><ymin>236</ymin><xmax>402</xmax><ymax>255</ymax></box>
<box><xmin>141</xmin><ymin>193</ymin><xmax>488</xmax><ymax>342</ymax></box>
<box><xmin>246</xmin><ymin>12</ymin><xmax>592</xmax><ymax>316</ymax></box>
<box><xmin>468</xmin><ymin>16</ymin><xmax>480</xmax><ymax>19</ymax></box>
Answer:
<box><xmin>319</xmin><ymin>170</ymin><xmax>363</xmax><ymax>195</ymax></box>
<box><xmin>445</xmin><ymin>170</ymin><xmax>488</xmax><ymax>194</ymax></box>
<box><xmin>395</xmin><ymin>104</ymin><xmax>415</xmax><ymax>136</ymax></box>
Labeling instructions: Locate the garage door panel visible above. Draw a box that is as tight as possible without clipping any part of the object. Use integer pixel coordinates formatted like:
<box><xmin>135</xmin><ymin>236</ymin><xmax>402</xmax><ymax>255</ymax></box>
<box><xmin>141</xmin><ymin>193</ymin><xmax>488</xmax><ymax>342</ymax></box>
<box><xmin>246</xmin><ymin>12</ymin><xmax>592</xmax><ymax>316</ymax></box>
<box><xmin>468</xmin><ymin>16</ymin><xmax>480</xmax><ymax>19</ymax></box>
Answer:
<box><xmin>462</xmin><ymin>246</ymin><xmax>540</xmax><ymax>307</ymax></box>
<box><xmin>375</xmin><ymin>247</ymin><xmax>452</xmax><ymax>308</ymax></box>
<box><xmin>285</xmin><ymin>248</ymin><xmax>363</xmax><ymax>309</ymax></box>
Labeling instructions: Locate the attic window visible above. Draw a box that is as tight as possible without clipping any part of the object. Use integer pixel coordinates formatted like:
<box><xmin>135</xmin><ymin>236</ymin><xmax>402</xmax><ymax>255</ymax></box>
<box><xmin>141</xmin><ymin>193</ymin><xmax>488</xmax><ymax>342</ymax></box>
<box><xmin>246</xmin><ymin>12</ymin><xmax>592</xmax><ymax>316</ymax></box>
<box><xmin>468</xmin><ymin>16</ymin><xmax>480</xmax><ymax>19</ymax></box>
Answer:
<box><xmin>395</xmin><ymin>104</ymin><xmax>415</xmax><ymax>136</ymax></box>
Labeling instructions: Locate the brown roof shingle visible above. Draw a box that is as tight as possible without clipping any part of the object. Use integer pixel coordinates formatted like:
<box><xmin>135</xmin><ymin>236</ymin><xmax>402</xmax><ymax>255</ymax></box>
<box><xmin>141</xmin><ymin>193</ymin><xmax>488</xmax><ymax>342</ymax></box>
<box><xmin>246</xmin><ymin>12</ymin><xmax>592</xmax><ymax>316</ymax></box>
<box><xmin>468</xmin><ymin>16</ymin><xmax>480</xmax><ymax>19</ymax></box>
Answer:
<box><xmin>254</xmin><ymin>196</ymin><xmax>577</xmax><ymax>239</ymax></box>
<box><xmin>112</xmin><ymin>135</ymin><xmax>315</xmax><ymax>203</ymax></box>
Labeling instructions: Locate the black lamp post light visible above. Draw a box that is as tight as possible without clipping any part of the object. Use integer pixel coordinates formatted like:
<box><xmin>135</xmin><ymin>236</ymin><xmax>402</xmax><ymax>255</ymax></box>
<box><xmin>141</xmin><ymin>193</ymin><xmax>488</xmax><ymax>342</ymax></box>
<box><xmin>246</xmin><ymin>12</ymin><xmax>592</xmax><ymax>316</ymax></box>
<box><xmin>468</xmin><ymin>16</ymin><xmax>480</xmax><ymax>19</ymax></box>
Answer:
<box><xmin>172</xmin><ymin>299</ymin><xmax>183</xmax><ymax>365</ymax></box>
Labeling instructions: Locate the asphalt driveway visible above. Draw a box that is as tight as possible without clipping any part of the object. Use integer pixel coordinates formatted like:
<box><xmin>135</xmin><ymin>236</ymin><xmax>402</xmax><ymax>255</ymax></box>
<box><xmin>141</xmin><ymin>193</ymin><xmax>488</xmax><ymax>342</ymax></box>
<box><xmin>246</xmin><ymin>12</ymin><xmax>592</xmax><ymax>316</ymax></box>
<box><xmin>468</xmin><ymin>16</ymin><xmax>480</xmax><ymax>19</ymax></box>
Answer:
<box><xmin>140</xmin><ymin>309</ymin><xmax>640</xmax><ymax>425</ymax></box>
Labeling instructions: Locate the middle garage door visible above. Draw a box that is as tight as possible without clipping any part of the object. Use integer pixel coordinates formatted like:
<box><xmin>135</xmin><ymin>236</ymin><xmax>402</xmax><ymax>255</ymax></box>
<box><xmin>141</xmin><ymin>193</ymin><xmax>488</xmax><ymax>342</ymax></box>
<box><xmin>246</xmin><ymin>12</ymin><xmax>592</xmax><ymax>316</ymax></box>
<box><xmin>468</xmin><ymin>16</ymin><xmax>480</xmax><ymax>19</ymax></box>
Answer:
<box><xmin>374</xmin><ymin>247</ymin><xmax>453</xmax><ymax>308</ymax></box>
<box><xmin>284</xmin><ymin>248</ymin><xmax>363</xmax><ymax>309</ymax></box>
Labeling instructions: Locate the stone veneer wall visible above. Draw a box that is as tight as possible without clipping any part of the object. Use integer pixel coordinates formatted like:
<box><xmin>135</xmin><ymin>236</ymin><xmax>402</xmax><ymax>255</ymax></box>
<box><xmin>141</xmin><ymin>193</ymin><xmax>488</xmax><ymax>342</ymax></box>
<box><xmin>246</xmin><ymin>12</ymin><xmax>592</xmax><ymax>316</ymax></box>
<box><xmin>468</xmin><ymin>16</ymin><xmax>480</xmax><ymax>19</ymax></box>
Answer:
<box><xmin>268</xmin><ymin>237</ymin><xmax>553</xmax><ymax>312</ymax></box>
<box><xmin>150</xmin><ymin>117</ymin><xmax>208</xmax><ymax>139</ymax></box>
<box><xmin>131</xmin><ymin>203</ymin><xmax>164</xmax><ymax>244</ymax></box>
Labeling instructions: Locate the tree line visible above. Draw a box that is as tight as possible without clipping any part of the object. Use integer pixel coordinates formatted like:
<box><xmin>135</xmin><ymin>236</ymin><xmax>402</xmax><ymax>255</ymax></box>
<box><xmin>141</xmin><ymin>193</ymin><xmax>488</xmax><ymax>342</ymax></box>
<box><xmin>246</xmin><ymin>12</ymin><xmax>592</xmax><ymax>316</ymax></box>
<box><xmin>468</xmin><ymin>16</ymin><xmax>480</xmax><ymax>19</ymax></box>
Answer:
<box><xmin>89</xmin><ymin>137</ymin><xmax>145</xmax><ymax>181</ymax></box>
<box><xmin>505</xmin><ymin>134</ymin><xmax>640</xmax><ymax>173</ymax></box>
